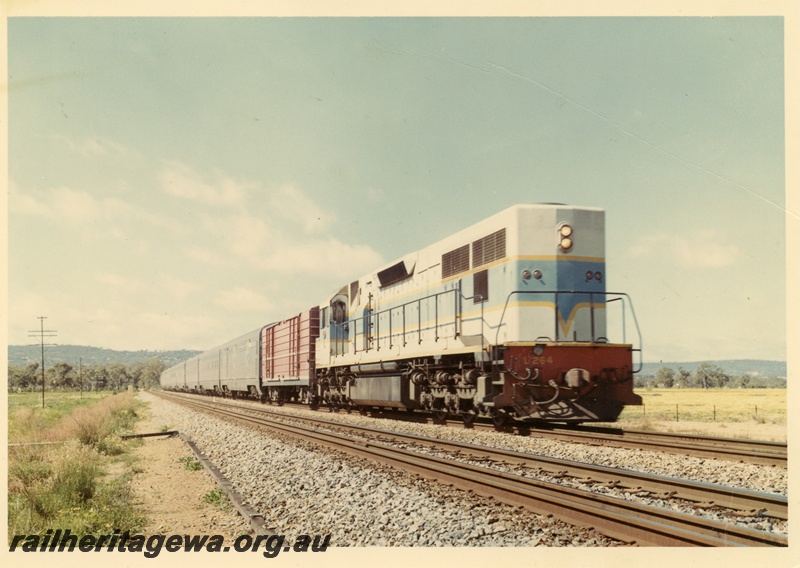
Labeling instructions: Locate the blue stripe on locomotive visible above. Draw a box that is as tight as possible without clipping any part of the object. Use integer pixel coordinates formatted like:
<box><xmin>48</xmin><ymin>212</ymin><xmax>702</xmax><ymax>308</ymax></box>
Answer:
<box><xmin>470</xmin><ymin>257</ymin><xmax>606</xmax><ymax>316</ymax></box>
<box><xmin>347</xmin><ymin>255</ymin><xmax>607</xmax><ymax>343</ymax></box>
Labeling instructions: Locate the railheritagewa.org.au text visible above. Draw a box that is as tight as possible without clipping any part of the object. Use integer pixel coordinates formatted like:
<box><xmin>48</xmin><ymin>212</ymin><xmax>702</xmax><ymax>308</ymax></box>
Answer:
<box><xmin>9</xmin><ymin>530</ymin><xmax>331</xmax><ymax>558</ymax></box>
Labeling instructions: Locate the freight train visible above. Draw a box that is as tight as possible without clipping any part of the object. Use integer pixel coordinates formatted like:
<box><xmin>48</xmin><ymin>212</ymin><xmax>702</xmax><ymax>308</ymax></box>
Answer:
<box><xmin>161</xmin><ymin>204</ymin><xmax>643</xmax><ymax>426</ymax></box>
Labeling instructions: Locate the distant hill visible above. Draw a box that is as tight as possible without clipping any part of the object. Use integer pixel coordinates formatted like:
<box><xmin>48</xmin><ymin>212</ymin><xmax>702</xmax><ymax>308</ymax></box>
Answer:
<box><xmin>8</xmin><ymin>345</ymin><xmax>201</xmax><ymax>368</ymax></box>
<box><xmin>640</xmin><ymin>360</ymin><xmax>786</xmax><ymax>378</ymax></box>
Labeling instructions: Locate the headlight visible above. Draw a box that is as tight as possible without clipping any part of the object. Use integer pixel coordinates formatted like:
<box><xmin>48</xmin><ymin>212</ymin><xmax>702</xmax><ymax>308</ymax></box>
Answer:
<box><xmin>558</xmin><ymin>224</ymin><xmax>573</xmax><ymax>251</ymax></box>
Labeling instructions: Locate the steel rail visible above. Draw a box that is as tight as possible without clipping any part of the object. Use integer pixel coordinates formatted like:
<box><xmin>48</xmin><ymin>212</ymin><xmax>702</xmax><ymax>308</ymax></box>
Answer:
<box><xmin>507</xmin><ymin>424</ymin><xmax>788</xmax><ymax>467</ymax></box>
<box><xmin>160</xmin><ymin>392</ymin><xmax>788</xmax><ymax>518</ymax></box>
<box><xmin>158</xmin><ymin>393</ymin><xmax>787</xmax><ymax>547</ymax></box>
<box><xmin>166</xmin><ymin>394</ymin><xmax>787</xmax><ymax>521</ymax></box>
<box><xmin>217</xmin><ymin>396</ymin><xmax>786</xmax><ymax>466</ymax></box>
<box><xmin>346</xmin><ymin>405</ymin><xmax>786</xmax><ymax>466</ymax></box>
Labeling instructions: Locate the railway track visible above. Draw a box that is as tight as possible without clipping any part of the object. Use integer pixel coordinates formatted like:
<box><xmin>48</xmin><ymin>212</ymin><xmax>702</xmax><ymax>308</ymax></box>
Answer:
<box><xmin>351</xmin><ymin>407</ymin><xmax>787</xmax><ymax>467</ymax></box>
<box><xmin>156</xmin><ymin>392</ymin><xmax>787</xmax><ymax>547</ymax></box>
<box><xmin>497</xmin><ymin>423</ymin><xmax>788</xmax><ymax>467</ymax></box>
<box><xmin>178</xmin><ymin>395</ymin><xmax>786</xmax><ymax>466</ymax></box>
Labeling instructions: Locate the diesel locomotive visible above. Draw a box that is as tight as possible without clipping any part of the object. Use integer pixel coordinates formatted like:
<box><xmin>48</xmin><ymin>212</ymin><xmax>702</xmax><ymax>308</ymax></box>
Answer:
<box><xmin>161</xmin><ymin>204</ymin><xmax>643</xmax><ymax>426</ymax></box>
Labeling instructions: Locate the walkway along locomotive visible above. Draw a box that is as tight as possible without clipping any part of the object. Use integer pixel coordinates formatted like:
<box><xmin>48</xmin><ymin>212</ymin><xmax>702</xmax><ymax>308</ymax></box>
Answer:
<box><xmin>161</xmin><ymin>204</ymin><xmax>643</xmax><ymax>426</ymax></box>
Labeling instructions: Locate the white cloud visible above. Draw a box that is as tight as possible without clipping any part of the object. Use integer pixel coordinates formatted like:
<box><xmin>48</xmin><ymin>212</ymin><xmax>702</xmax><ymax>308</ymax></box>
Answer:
<box><xmin>195</xmin><ymin>205</ymin><xmax>382</xmax><ymax>280</ymax></box>
<box><xmin>11</xmin><ymin>186</ymin><xmax>100</xmax><ymax>221</ymax></box>
<box><xmin>52</xmin><ymin>134</ymin><xmax>134</xmax><ymax>159</ymax></box>
<box><xmin>9</xmin><ymin>289</ymin><xmax>117</xmax><ymax>349</ymax></box>
<box><xmin>130</xmin><ymin>312</ymin><xmax>224</xmax><ymax>350</ymax></box>
<box><xmin>628</xmin><ymin>232</ymin><xmax>739</xmax><ymax>269</ymax></box>
<box><xmin>94</xmin><ymin>272</ymin><xmax>142</xmax><ymax>295</ymax></box>
<box><xmin>213</xmin><ymin>287</ymin><xmax>272</xmax><ymax>312</ymax></box>
<box><xmin>186</xmin><ymin>246</ymin><xmax>228</xmax><ymax>267</ymax></box>
<box><xmin>9</xmin><ymin>183</ymin><xmax>177</xmax><ymax>236</ymax></box>
<box><xmin>159</xmin><ymin>161</ymin><xmax>252</xmax><ymax>207</ymax></box>
<box><xmin>258</xmin><ymin>237</ymin><xmax>384</xmax><ymax>281</ymax></box>
<box><xmin>267</xmin><ymin>184</ymin><xmax>335</xmax><ymax>233</ymax></box>
<box><xmin>159</xmin><ymin>275</ymin><xmax>201</xmax><ymax>303</ymax></box>
<box><xmin>197</xmin><ymin>210</ymin><xmax>271</xmax><ymax>261</ymax></box>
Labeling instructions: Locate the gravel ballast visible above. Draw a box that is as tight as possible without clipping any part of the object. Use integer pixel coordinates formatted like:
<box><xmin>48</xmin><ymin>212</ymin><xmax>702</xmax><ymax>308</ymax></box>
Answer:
<box><xmin>140</xmin><ymin>392</ymin><xmax>787</xmax><ymax>546</ymax></box>
<box><xmin>139</xmin><ymin>392</ymin><xmax>623</xmax><ymax>546</ymax></box>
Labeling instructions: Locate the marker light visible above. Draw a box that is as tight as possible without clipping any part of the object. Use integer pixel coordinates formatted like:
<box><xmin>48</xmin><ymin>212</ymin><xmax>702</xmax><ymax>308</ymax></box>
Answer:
<box><xmin>559</xmin><ymin>224</ymin><xmax>573</xmax><ymax>237</ymax></box>
<box><xmin>559</xmin><ymin>237</ymin><xmax>573</xmax><ymax>251</ymax></box>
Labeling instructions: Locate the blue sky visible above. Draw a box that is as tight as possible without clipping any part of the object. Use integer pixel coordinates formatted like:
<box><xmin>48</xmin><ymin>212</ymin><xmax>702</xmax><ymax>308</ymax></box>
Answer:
<box><xmin>6</xmin><ymin>15</ymin><xmax>790</xmax><ymax>362</ymax></box>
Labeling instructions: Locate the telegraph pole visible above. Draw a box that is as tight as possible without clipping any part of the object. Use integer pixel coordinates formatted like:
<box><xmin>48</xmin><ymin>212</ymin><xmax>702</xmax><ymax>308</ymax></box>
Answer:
<box><xmin>28</xmin><ymin>317</ymin><xmax>57</xmax><ymax>408</ymax></box>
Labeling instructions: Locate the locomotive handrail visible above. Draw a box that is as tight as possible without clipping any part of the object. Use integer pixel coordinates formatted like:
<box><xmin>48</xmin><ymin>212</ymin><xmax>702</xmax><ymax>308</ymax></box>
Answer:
<box><xmin>495</xmin><ymin>290</ymin><xmax>643</xmax><ymax>374</ymax></box>
<box><xmin>333</xmin><ymin>287</ymin><xmax>461</xmax><ymax>356</ymax></box>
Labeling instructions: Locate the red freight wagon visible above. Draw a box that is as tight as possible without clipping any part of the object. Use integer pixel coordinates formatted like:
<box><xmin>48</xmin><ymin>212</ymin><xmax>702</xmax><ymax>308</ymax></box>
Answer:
<box><xmin>262</xmin><ymin>308</ymin><xmax>320</xmax><ymax>384</ymax></box>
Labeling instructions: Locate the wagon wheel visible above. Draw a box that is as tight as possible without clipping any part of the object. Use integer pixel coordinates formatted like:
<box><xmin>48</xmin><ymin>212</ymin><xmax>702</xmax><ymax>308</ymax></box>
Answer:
<box><xmin>433</xmin><ymin>410</ymin><xmax>449</xmax><ymax>425</ymax></box>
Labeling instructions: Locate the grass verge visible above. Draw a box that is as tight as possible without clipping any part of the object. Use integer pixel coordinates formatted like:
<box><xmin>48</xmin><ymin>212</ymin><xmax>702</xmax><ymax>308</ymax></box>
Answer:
<box><xmin>8</xmin><ymin>392</ymin><xmax>147</xmax><ymax>539</ymax></box>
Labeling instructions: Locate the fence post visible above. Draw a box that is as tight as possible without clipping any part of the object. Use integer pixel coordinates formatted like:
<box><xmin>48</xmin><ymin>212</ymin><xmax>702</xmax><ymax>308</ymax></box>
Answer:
<box><xmin>713</xmin><ymin>405</ymin><xmax>716</xmax><ymax>422</ymax></box>
<box><xmin>676</xmin><ymin>404</ymin><xmax>679</xmax><ymax>422</ymax></box>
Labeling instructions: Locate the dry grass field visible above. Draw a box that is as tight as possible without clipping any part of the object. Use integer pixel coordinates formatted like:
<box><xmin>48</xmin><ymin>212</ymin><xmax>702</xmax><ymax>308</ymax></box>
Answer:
<box><xmin>601</xmin><ymin>388</ymin><xmax>787</xmax><ymax>442</ymax></box>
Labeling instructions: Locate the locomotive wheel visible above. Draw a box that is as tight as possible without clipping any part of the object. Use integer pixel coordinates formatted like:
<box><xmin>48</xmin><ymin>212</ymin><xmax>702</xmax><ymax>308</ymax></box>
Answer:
<box><xmin>462</xmin><ymin>411</ymin><xmax>477</xmax><ymax>430</ymax></box>
<box><xmin>433</xmin><ymin>410</ymin><xmax>449</xmax><ymax>425</ymax></box>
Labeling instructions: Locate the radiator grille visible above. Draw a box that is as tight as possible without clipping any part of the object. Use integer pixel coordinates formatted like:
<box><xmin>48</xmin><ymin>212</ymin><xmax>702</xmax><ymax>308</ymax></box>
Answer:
<box><xmin>472</xmin><ymin>229</ymin><xmax>506</xmax><ymax>267</ymax></box>
<box><xmin>442</xmin><ymin>244</ymin><xmax>470</xmax><ymax>279</ymax></box>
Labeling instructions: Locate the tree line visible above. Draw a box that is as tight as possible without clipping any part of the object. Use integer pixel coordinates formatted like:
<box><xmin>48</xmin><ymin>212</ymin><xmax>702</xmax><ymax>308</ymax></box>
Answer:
<box><xmin>7</xmin><ymin>358</ymin><xmax>166</xmax><ymax>393</ymax></box>
<box><xmin>8</xmin><ymin>359</ymin><xmax>786</xmax><ymax>393</ymax></box>
<box><xmin>636</xmin><ymin>362</ymin><xmax>786</xmax><ymax>389</ymax></box>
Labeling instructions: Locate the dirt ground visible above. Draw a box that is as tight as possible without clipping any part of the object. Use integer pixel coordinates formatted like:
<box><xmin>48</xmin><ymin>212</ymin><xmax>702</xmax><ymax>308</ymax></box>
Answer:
<box><xmin>129</xmin><ymin>401</ymin><xmax>253</xmax><ymax>539</ymax></box>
